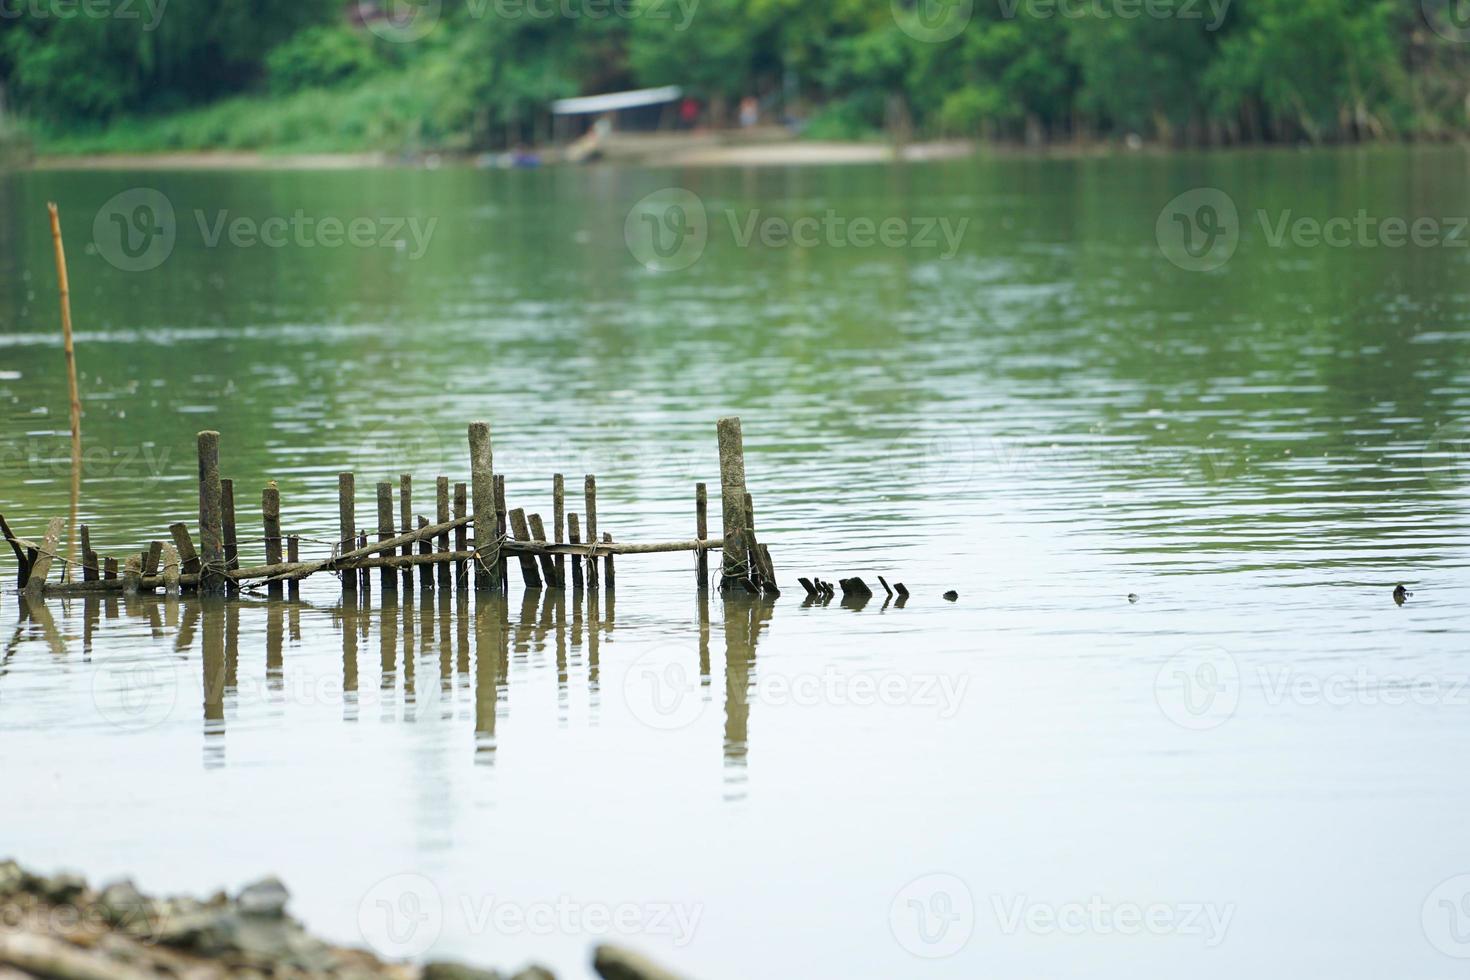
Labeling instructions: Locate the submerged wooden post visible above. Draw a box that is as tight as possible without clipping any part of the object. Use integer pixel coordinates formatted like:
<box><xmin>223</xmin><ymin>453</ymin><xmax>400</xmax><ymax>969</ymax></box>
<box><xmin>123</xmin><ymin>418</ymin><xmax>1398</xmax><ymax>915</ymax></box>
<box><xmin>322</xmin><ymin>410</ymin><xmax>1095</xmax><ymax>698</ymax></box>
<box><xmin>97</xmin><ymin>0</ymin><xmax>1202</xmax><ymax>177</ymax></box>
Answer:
<box><xmin>436</xmin><ymin>477</ymin><xmax>451</xmax><ymax>590</ymax></box>
<box><xmin>695</xmin><ymin>483</ymin><xmax>709</xmax><ymax>590</ymax></box>
<box><xmin>399</xmin><ymin>474</ymin><xmax>414</xmax><ymax>591</ymax></box>
<box><xmin>287</xmin><ymin>537</ymin><xmax>300</xmax><ymax>599</ymax></box>
<box><xmin>169</xmin><ymin>522</ymin><xmax>201</xmax><ymax>578</ymax></box>
<box><xmin>584</xmin><ymin>475</ymin><xmax>599</xmax><ymax>589</ymax></box>
<box><xmin>122</xmin><ymin>556</ymin><xmax>142</xmax><ymax>597</ymax></box>
<box><xmin>144</xmin><ymin>541</ymin><xmax>162</xmax><ymax>579</ymax></box>
<box><xmin>23</xmin><ymin>517</ymin><xmax>65</xmax><ymax>595</ymax></box>
<box><xmin>80</xmin><ymin>525</ymin><xmax>96</xmax><ymax>582</ymax></box>
<box><xmin>197</xmin><ymin>431</ymin><xmax>226</xmax><ymax>595</ymax></box>
<box><xmin>161</xmin><ymin>542</ymin><xmax>181</xmax><ymax>594</ymax></box>
<box><xmin>338</xmin><ymin>473</ymin><xmax>356</xmax><ymax>593</ymax></box>
<box><xmin>222</xmin><ymin>478</ymin><xmax>239</xmax><ymax>595</ymax></box>
<box><xmin>453</xmin><ymin>482</ymin><xmax>468</xmax><ymax>587</ymax></box>
<box><xmin>262</xmin><ymin>483</ymin><xmax>283</xmax><ymax>599</ymax></box>
<box><xmin>508</xmin><ymin>508</ymin><xmax>541</xmax><ymax>590</ymax></box>
<box><xmin>104</xmin><ymin>557</ymin><xmax>117</xmax><ymax>580</ymax></box>
<box><xmin>553</xmin><ymin>474</ymin><xmax>566</xmax><ymax>588</ymax></box>
<box><xmin>493</xmin><ymin>473</ymin><xmax>508</xmax><ymax>591</ymax></box>
<box><xmin>417</xmin><ymin>517</ymin><xmax>433</xmax><ymax>590</ymax></box>
<box><xmin>716</xmin><ymin>416</ymin><xmax>749</xmax><ymax>585</ymax></box>
<box><xmin>527</xmin><ymin>513</ymin><xmax>558</xmax><ymax>588</ymax></box>
<box><xmin>376</xmin><ymin>482</ymin><xmax>395</xmax><ymax>592</ymax></box>
<box><xmin>602</xmin><ymin>532</ymin><xmax>615</xmax><ymax>589</ymax></box>
<box><xmin>468</xmin><ymin>422</ymin><xmax>500</xmax><ymax>592</ymax></box>
<box><xmin>568</xmin><ymin>513</ymin><xmax>584</xmax><ymax>590</ymax></box>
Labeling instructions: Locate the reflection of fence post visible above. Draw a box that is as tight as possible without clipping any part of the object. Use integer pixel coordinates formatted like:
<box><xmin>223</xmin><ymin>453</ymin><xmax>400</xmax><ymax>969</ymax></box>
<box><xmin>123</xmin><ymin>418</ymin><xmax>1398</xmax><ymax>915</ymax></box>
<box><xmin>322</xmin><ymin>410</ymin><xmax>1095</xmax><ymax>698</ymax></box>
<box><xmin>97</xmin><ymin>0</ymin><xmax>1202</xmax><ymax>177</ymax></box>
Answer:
<box><xmin>716</xmin><ymin>417</ymin><xmax>748</xmax><ymax>585</ymax></box>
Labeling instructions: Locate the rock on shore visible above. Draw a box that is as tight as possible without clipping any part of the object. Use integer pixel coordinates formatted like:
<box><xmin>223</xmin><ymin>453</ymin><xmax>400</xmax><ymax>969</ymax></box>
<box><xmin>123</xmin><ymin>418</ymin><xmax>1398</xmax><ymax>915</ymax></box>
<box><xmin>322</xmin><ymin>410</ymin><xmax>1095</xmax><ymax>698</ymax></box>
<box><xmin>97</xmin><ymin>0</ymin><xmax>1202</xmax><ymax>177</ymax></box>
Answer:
<box><xmin>0</xmin><ymin>861</ymin><xmax>684</xmax><ymax>980</ymax></box>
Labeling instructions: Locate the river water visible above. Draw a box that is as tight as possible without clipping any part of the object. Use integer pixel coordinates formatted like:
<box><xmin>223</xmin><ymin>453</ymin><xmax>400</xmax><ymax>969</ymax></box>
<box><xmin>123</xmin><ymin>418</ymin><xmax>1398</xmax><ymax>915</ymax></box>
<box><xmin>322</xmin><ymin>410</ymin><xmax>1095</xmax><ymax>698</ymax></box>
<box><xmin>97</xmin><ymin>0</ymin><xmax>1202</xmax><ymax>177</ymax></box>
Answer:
<box><xmin>2</xmin><ymin>147</ymin><xmax>1469</xmax><ymax>978</ymax></box>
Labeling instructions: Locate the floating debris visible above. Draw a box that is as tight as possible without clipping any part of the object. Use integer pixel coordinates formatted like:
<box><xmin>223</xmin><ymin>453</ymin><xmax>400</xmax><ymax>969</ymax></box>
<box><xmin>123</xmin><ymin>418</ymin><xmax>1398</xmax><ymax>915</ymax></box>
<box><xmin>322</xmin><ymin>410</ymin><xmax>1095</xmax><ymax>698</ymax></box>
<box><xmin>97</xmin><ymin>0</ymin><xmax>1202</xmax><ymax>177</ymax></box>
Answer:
<box><xmin>943</xmin><ymin>590</ymin><xmax>958</xmax><ymax>602</ymax></box>
<box><xmin>1394</xmin><ymin>583</ymin><xmax>1412</xmax><ymax>605</ymax></box>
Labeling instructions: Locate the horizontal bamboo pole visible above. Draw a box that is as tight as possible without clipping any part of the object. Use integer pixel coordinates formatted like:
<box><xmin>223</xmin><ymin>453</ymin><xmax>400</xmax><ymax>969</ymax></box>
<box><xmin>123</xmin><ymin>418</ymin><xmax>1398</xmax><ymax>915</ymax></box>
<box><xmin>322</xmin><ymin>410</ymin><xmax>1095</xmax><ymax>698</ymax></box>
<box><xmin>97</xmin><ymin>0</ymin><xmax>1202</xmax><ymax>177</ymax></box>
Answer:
<box><xmin>38</xmin><ymin>536</ymin><xmax>727</xmax><ymax>596</ymax></box>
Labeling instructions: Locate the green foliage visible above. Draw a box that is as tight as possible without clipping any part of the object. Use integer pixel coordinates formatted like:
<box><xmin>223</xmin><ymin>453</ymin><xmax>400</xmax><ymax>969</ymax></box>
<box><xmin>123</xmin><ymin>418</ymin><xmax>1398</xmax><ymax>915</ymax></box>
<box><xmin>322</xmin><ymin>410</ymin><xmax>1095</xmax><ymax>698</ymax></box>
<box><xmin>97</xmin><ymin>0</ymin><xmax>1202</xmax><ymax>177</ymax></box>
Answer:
<box><xmin>265</xmin><ymin>26</ymin><xmax>385</xmax><ymax>95</ymax></box>
<box><xmin>6</xmin><ymin>0</ymin><xmax>1468</xmax><ymax>150</ymax></box>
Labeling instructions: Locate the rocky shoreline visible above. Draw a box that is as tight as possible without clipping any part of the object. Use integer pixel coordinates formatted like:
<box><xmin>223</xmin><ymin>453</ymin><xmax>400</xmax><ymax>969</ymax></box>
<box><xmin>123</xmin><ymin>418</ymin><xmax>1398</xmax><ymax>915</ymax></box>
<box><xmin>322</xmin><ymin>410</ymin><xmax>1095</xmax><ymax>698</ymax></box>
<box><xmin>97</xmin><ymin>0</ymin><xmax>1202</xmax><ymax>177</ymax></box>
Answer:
<box><xmin>0</xmin><ymin>861</ymin><xmax>681</xmax><ymax>980</ymax></box>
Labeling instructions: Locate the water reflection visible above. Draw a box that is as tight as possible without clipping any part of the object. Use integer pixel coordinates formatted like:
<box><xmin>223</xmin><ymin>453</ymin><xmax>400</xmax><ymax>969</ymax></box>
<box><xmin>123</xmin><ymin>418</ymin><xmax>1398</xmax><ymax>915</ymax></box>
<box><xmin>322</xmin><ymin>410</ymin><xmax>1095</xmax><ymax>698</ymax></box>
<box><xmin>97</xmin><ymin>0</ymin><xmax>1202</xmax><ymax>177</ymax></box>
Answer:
<box><xmin>54</xmin><ymin>586</ymin><xmax>770</xmax><ymax>783</ymax></box>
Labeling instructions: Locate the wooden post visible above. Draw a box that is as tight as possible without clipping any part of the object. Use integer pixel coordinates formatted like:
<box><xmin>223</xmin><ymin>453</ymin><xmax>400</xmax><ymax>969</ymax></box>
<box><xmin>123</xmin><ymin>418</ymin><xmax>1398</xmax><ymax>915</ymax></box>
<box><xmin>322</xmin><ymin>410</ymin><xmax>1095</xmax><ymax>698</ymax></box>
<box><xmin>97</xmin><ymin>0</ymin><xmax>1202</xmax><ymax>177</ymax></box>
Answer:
<box><xmin>80</xmin><ymin>524</ymin><xmax>96</xmax><ymax>581</ymax></box>
<box><xmin>716</xmin><ymin>416</ymin><xmax>749</xmax><ymax>584</ymax></box>
<box><xmin>122</xmin><ymin>556</ymin><xmax>142</xmax><ymax>597</ymax></box>
<box><xmin>399</xmin><ymin>474</ymin><xmax>414</xmax><ymax>591</ymax></box>
<box><xmin>47</xmin><ymin>203</ymin><xmax>82</xmax><ymax>576</ymax></box>
<box><xmin>584</xmin><ymin>475</ymin><xmax>599</xmax><ymax>589</ymax></box>
<box><xmin>468</xmin><ymin>422</ymin><xmax>500</xmax><ymax>592</ymax></box>
<box><xmin>104</xmin><ymin>557</ymin><xmax>117</xmax><ymax>580</ymax></box>
<box><xmin>553</xmin><ymin>474</ymin><xmax>566</xmax><ymax>589</ymax></box>
<box><xmin>222</xmin><ymin>478</ymin><xmax>239</xmax><ymax>595</ymax></box>
<box><xmin>287</xmin><ymin>537</ymin><xmax>300</xmax><ymax>599</ymax></box>
<box><xmin>262</xmin><ymin>483</ymin><xmax>282</xmax><ymax>599</ymax></box>
<box><xmin>144</xmin><ymin>541</ymin><xmax>162</xmax><ymax>579</ymax></box>
<box><xmin>436</xmin><ymin>477</ymin><xmax>451</xmax><ymax>590</ymax></box>
<box><xmin>453</xmin><ymin>482</ymin><xmax>468</xmax><ymax>588</ymax></box>
<box><xmin>695</xmin><ymin>483</ymin><xmax>709</xmax><ymax>589</ymax></box>
<box><xmin>493</xmin><ymin>473</ymin><xmax>508</xmax><ymax>591</ymax></box>
<box><xmin>417</xmin><ymin>517</ymin><xmax>433</xmax><ymax>590</ymax></box>
<box><xmin>23</xmin><ymin>517</ymin><xmax>65</xmax><ymax>595</ymax></box>
<box><xmin>602</xmin><ymin>532</ymin><xmax>615</xmax><ymax>589</ymax></box>
<box><xmin>169</xmin><ymin>522</ymin><xmax>201</xmax><ymax>578</ymax></box>
<box><xmin>197</xmin><ymin>431</ymin><xmax>226</xmax><ymax>595</ymax></box>
<box><xmin>527</xmin><ymin>513</ymin><xmax>558</xmax><ymax>587</ymax></box>
<box><xmin>744</xmin><ymin>491</ymin><xmax>755</xmax><ymax>532</ymax></box>
<box><xmin>376</xmin><ymin>482</ymin><xmax>395</xmax><ymax>592</ymax></box>
<box><xmin>568</xmin><ymin>513</ymin><xmax>584</xmax><ymax>590</ymax></box>
<box><xmin>358</xmin><ymin>531</ymin><xmax>370</xmax><ymax>593</ymax></box>
<box><xmin>161</xmin><ymin>542</ymin><xmax>181</xmax><ymax>595</ymax></box>
<box><xmin>508</xmin><ymin>508</ymin><xmax>541</xmax><ymax>590</ymax></box>
<box><xmin>338</xmin><ymin>473</ymin><xmax>356</xmax><ymax>593</ymax></box>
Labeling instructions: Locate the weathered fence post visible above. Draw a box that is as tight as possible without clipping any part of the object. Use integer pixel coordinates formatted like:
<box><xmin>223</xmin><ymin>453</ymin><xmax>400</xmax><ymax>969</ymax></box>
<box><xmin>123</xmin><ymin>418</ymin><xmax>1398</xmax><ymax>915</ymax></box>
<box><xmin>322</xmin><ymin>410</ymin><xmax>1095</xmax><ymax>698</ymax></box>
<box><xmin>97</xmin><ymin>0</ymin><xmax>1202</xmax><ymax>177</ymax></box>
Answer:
<box><xmin>528</xmin><ymin>513</ymin><xmax>558</xmax><ymax>588</ymax></box>
<box><xmin>80</xmin><ymin>524</ymin><xmax>96</xmax><ymax>581</ymax></box>
<box><xmin>453</xmin><ymin>482</ymin><xmax>468</xmax><ymax>588</ymax></box>
<box><xmin>553</xmin><ymin>474</ymin><xmax>566</xmax><ymax>588</ymax></box>
<box><xmin>399</xmin><ymin>474</ymin><xmax>414</xmax><ymax>591</ymax></box>
<box><xmin>602</xmin><ymin>532</ymin><xmax>615</xmax><ymax>589</ymax></box>
<box><xmin>376</xmin><ymin>482</ymin><xmax>395</xmax><ymax>592</ymax></box>
<box><xmin>222</xmin><ymin>478</ymin><xmax>239</xmax><ymax>595</ymax></box>
<box><xmin>437</xmin><ymin>477</ymin><xmax>451</xmax><ymax>590</ymax></box>
<box><xmin>568</xmin><ymin>513</ymin><xmax>583</xmax><ymax>590</ymax></box>
<box><xmin>695</xmin><ymin>482</ymin><xmax>709</xmax><ymax>590</ymax></box>
<box><xmin>716</xmin><ymin>416</ymin><xmax>749</xmax><ymax>585</ymax></box>
<box><xmin>508</xmin><ymin>508</ymin><xmax>541</xmax><ymax>590</ymax></box>
<box><xmin>169</xmin><ymin>522</ymin><xmax>201</xmax><ymax>578</ymax></box>
<box><xmin>339</xmin><ymin>473</ymin><xmax>356</xmax><ymax>594</ymax></box>
<box><xmin>287</xmin><ymin>537</ymin><xmax>300</xmax><ymax>599</ymax></box>
<box><xmin>469</xmin><ymin>422</ymin><xmax>500</xmax><ymax>592</ymax></box>
<box><xmin>493</xmin><ymin>474</ymin><xmax>508</xmax><ymax>591</ymax></box>
<box><xmin>197</xmin><ymin>431</ymin><xmax>226</xmax><ymax>595</ymax></box>
<box><xmin>262</xmin><ymin>483</ymin><xmax>283</xmax><ymax>599</ymax></box>
<box><xmin>23</xmin><ymin>517</ymin><xmax>65</xmax><ymax>595</ymax></box>
<box><xmin>584</xmin><ymin>475</ymin><xmax>599</xmax><ymax>589</ymax></box>
<box><xmin>417</xmin><ymin>516</ymin><xmax>433</xmax><ymax>590</ymax></box>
